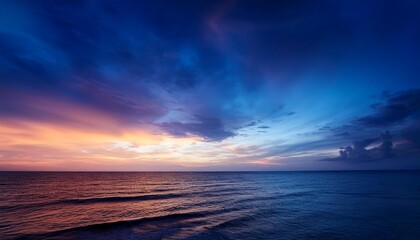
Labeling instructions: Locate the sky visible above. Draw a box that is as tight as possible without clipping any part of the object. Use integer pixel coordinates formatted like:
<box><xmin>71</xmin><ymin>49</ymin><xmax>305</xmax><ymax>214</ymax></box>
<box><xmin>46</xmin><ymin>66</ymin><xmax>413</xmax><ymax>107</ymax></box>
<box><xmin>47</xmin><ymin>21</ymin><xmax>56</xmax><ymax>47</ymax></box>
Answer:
<box><xmin>1</xmin><ymin>0</ymin><xmax>420</xmax><ymax>171</ymax></box>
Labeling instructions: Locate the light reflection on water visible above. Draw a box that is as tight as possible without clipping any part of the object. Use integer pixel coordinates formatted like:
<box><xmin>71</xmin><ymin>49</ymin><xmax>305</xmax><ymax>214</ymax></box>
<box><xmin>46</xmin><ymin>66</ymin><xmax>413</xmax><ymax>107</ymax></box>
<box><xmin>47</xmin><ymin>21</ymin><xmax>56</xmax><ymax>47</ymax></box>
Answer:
<box><xmin>1</xmin><ymin>171</ymin><xmax>420</xmax><ymax>239</ymax></box>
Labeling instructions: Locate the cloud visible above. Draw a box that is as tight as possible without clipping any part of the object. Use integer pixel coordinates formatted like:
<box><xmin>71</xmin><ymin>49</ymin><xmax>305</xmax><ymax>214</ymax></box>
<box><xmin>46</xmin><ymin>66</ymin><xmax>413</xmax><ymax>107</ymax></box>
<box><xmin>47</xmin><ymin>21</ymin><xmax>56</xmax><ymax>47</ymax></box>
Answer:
<box><xmin>319</xmin><ymin>89</ymin><xmax>420</xmax><ymax>149</ymax></box>
<box><xmin>324</xmin><ymin>131</ymin><xmax>394</xmax><ymax>162</ymax></box>
<box><xmin>0</xmin><ymin>0</ymin><xmax>294</xmax><ymax>142</ymax></box>
<box><xmin>355</xmin><ymin>89</ymin><xmax>420</xmax><ymax>127</ymax></box>
<box><xmin>313</xmin><ymin>89</ymin><xmax>420</xmax><ymax>165</ymax></box>
<box><xmin>400</xmin><ymin>124</ymin><xmax>420</xmax><ymax>149</ymax></box>
<box><xmin>245</xmin><ymin>121</ymin><xmax>257</xmax><ymax>127</ymax></box>
<box><xmin>158</xmin><ymin>115</ymin><xmax>235</xmax><ymax>142</ymax></box>
<box><xmin>333</xmin><ymin>132</ymin><xmax>350</xmax><ymax>137</ymax></box>
<box><xmin>3</xmin><ymin>1</ymin><xmax>417</xmax><ymax>141</ymax></box>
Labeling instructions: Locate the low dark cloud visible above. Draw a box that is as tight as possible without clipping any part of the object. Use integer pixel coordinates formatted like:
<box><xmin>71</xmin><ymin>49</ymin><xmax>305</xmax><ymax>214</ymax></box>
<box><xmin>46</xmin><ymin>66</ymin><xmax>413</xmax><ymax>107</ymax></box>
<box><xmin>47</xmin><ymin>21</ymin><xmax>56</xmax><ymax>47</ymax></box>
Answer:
<box><xmin>355</xmin><ymin>89</ymin><xmax>420</xmax><ymax>127</ymax></box>
<box><xmin>400</xmin><ymin>124</ymin><xmax>420</xmax><ymax>149</ymax></box>
<box><xmin>158</xmin><ymin>115</ymin><xmax>235</xmax><ymax>142</ymax></box>
<box><xmin>323</xmin><ymin>131</ymin><xmax>394</xmax><ymax>162</ymax></box>
<box><xmin>321</xmin><ymin>89</ymin><xmax>420</xmax><ymax>148</ymax></box>
<box><xmin>318</xmin><ymin>125</ymin><xmax>331</xmax><ymax>131</ymax></box>
<box><xmin>314</xmin><ymin>89</ymin><xmax>420</xmax><ymax>166</ymax></box>
<box><xmin>333</xmin><ymin>132</ymin><xmax>350</xmax><ymax>137</ymax></box>
<box><xmin>245</xmin><ymin>122</ymin><xmax>257</xmax><ymax>127</ymax></box>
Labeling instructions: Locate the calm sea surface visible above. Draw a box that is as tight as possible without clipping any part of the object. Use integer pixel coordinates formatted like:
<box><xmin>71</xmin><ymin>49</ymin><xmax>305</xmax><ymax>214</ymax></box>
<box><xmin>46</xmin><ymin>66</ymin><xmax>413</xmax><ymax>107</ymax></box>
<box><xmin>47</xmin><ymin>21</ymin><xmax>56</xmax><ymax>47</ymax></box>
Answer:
<box><xmin>1</xmin><ymin>171</ymin><xmax>420</xmax><ymax>240</ymax></box>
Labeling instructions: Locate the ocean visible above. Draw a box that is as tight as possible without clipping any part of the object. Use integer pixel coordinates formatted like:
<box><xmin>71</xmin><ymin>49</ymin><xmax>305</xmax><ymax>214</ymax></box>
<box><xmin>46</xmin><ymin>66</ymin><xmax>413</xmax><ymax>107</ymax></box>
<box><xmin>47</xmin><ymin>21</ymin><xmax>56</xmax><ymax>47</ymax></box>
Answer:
<box><xmin>1</xmin><ymin>171</ymin><xmax>419</xmax><ymax>240</ymax></box>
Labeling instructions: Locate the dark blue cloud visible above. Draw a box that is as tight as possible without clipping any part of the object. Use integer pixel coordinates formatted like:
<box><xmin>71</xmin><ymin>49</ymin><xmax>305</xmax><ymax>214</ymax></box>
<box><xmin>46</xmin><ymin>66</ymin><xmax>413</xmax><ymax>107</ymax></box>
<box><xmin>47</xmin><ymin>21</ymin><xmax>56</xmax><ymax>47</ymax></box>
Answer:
<box><xmin>322</xmin><ymin>131</ymin><xmax>394</xmax><ymax>163</ymax></box>
<box><xmin>321</xmin><ymin>89</ymin><xmax>420</xmax><ymax>163</ymax></box>
<box><xmin>158</xmin><ymin>115</ymin><xmax>235</xmax><ymax>142</ymax></box>
<box><xmin>245</xmin><ymin>122</ymin><xmax>257</xmax><ymax>127</ymax></box>
<box><xmin>401</xmin><ymin>124</ymin><xmax>420</xmax><ymax>149</ymax></box>
<box><xmin>355</xmin><ymin>89</ymin><xmax>420</xmax><ymax>127</ymax></box>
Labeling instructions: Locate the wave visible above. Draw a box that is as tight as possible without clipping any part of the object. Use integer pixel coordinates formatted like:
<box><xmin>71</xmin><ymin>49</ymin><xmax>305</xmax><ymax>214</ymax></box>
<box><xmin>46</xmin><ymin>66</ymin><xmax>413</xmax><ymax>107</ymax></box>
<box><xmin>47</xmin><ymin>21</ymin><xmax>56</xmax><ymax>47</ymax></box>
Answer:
<box><xmin>1</xmin><ymin>193</ymin><xmax>184</xmax><ymax>212</ymax></box>
<box><xmin>15</xmin><ymin>207</ymin><xmax>251</xmax><ymax>239</ymax></box>
<box><xmin>16</xmin><ymin>211</ymin><xmax>212</xmax><ymax>240</ymax></box>
<box><xmin>58</xmin><ymin>193</ymin><xmax>183</xmax><ymax>204</ymax></box>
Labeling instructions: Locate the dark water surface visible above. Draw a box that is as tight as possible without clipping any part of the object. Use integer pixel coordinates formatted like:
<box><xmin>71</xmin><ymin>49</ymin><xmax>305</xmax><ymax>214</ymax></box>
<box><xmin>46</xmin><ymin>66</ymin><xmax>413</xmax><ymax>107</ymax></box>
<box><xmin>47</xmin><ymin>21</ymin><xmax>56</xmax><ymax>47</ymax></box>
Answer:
<box><xmin>1</xmin><ymin>171</ymin><xmax>419</xmax><ymax>240</ymax></box>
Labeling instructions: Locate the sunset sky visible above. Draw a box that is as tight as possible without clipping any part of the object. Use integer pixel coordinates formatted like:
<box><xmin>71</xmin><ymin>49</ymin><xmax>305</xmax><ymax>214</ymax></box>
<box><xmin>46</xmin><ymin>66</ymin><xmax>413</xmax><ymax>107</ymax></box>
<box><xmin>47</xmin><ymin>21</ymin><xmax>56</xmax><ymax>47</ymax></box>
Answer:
<box><xmin>1</xmin><ymin>0</ymin><xmax>420</xmax><ymax>171</ymax></box>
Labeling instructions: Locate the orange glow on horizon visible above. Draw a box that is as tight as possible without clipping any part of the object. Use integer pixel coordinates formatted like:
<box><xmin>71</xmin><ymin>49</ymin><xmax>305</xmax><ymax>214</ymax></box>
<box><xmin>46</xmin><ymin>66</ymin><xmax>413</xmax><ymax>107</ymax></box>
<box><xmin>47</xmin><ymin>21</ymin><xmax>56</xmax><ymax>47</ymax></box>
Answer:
<box><xmin>0</xmin><ymin>115</ymin><xmax>206</xmax><ymax>170</ymax></box>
